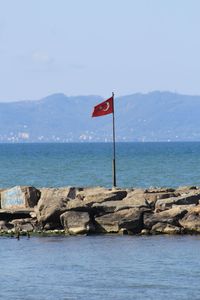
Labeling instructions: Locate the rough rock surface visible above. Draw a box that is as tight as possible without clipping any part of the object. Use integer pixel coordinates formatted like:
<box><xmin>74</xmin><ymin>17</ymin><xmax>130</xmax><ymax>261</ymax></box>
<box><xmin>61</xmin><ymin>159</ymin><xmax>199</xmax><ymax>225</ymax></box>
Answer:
<box><xmin>1</xmin><ymin>185</ymin><xmax>200</xmax><ymax>236</ymax></box>
<box><xmin>35</xmin><ymin>187</ymin><xmax>78</xmax><ymax>228</ymax></box>
<box><xmin>76</xmin><ymin>187</ymin><xmax>127</xmax><ymax>205</ymax></box>
<box><xmin>95</xmin><ymin>208</ymin><xmax>145</xmax><ymax>234</ymax></box>
<box><xmin>155</xmin><ymin>192</ymin><xmax>200</xmax><ymax>210</ymax></box>
<box><xmin>60</xmin><ymin>211</ymin><xmax>94</xmax><ymax>234</ymax></box>
<box><xmin>179</xmin><ymin>206</ymin><xmax>200</xmax><ymax>232</ymax></box>
<box><xmin>144</xmin><ymin>206</ymin><xmax>188</xmax><ymax>229</ymax></box>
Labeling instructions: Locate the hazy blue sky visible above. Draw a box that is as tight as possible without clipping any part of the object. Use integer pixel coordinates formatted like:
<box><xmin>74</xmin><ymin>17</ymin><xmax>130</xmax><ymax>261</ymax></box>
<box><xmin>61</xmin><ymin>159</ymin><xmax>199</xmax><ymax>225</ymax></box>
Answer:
<box><xmin>0</xmin><ymin>0</ymin><xmax>200</xmax><ymax>101</ymax></box>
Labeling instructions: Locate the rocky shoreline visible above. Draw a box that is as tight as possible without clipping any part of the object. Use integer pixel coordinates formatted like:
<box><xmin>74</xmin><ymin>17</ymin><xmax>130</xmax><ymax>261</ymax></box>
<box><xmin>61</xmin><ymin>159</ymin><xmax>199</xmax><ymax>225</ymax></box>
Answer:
<box><xmin>0</xmin><ymin>185</ymin><xmax>200</xmax><ymax>237</ymax></box>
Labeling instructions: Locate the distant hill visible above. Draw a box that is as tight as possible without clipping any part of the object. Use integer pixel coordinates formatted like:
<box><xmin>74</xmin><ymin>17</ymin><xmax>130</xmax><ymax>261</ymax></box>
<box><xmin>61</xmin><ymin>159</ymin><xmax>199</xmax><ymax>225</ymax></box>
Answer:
<box><xmin>1</xmin><ymin>91</ymin><xmax>200</xmax><ymax>142</ymax></box>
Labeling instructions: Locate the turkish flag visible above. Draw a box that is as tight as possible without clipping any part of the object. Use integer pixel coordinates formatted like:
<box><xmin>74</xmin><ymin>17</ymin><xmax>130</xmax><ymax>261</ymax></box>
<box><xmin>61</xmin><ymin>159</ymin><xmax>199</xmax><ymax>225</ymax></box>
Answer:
<box><xmin>92</xmin><ymin>97</ymin><xmax>113</xmax><ymax>117</ymax></box>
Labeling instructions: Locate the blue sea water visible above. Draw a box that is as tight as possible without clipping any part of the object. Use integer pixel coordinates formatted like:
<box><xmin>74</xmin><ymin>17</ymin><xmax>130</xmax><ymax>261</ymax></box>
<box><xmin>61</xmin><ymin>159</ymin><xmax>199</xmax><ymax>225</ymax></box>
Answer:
<box><xmin>1</xmin><ymin>143</ymin><xmax>200</xmax><ymax>300</ymax></box>
<box><xmin>0</xmin><ymin>235</ymin><xmax>200</xmax><ymax>300</ymax></box>
<box><xmin>0</xmin><ymin>142</ymin><xmax>200</xmax><ymax>188</ymax></box>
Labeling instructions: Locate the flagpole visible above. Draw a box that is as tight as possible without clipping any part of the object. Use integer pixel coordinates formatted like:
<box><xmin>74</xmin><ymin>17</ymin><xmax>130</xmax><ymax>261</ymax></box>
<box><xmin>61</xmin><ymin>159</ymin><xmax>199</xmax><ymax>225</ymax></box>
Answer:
<box><xmin>112</xmin><ymin>92</ymin><xmax>116</xmax><ymax>187</ymax></box>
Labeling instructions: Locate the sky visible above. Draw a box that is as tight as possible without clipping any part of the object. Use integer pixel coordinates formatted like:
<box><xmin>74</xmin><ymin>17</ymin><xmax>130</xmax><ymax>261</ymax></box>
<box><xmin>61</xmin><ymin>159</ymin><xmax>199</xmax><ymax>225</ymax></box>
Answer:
<box><xmin>0</xmin><ymin>0</ymin><xmax>200</xmax><ymax>102</ymax></box>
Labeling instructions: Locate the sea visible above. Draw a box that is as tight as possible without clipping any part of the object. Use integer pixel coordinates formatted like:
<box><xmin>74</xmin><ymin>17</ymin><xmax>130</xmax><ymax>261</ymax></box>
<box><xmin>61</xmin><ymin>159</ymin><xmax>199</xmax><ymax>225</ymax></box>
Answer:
<box><xmin>1</xmin><ymin>142</ymin><xmax>200</xmax><ymax>300</ymax></box>
<box><xmin>1</xmin><ymin>142</ymin><xmax>200</xmax><ymax>189</ymax></box>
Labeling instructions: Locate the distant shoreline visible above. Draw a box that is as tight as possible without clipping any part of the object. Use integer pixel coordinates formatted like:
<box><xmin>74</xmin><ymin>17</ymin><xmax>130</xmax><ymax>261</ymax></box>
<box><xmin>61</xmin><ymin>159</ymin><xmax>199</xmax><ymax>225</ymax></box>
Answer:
<box><xmin>1</xmin><ymin>141</ymin><xmax>200</xmax><ymax>144</ymax></box>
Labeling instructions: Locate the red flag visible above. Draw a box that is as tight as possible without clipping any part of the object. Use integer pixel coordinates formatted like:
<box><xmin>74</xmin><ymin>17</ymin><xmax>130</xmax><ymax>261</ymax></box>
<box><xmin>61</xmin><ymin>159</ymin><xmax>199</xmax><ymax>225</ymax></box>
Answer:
<box><xmin>92</xmin><ymin>97</ymin><xmax>113</xmax><ymax>117</ymax></box>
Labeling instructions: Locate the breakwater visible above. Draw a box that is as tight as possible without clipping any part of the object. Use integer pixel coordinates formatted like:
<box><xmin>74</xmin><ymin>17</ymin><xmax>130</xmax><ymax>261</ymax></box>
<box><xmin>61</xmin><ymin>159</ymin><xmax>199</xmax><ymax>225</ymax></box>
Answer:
<box><xmin>0</xmin><ymin>185</ymin><xmax>200</xmax><ymax>236</ymax></box>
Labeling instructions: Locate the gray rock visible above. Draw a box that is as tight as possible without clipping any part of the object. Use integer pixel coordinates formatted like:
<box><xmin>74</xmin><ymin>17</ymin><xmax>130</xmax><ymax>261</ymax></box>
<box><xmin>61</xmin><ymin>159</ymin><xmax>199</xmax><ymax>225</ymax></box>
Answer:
<box><xmin>176</xmin><ymin>186</ymin><xmax>198</xmax><ymax>193</ymax></box>
<box><xmin>155</xmin><ymin>192</ymin><xmax>200</xmax><ymax>210</ymax></box>
<box><xmin>95</xmin><ymin>208</ymin><xmax>144</xmax><ymax>234</ymax></box>
<box><xmin>35</xmin><ymin>187</ymin><xmax>78</xmax><ymax>228</ymax></box>
<box><xmin>92</xmin><ymin>196</ymin><xmax>150</xmax><ymax>215</ymax></box>
<box><xmin>10</xmin><ymin>218</ymin><xmax>36</xmax><ymax>232</ymax></box>
<box><xmin>60</xmin><ymin>211</ymin><xmax>94</xmax><ymax>234</ymax></box>
<box><xmin>179</xmin><ymin>206</ymin><xmax>200</xmax><ymax>233</ymax></box>
<box><xmin>77</xmin><ymin>187</ymin><xmax>127</xmax><ymax>206</ymax></box>
<box><xmin>144</xmin><ymin>206</ymin><xmax>188</xmax><ymax>229</ymax></box>
<box><xmin>65</xmin><ymin>199</ymin><xmax>91</xmax><ymax>212</ymax></box>
<box><xmin>145</xmin><ymin>187</ymin><xmax>176</xmax><ymax>193</ymax></box>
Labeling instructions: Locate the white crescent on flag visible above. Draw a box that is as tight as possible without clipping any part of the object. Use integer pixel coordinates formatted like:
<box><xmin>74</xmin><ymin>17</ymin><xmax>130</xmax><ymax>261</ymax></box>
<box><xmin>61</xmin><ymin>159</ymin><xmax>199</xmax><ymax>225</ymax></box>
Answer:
<box><xmin>103</xmin><ymin>101</ymin><xmax>110</xmax><ymax>112</ymax></box>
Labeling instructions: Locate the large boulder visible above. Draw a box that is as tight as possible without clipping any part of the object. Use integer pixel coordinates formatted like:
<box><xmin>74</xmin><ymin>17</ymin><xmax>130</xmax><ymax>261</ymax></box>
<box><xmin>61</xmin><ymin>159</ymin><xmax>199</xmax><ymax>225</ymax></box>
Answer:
<box><xmin>145</xmin><ymin>192</ymin><xmax>179</xmax><ymax>208</ymax></box>
<box><xmin>123</xmin><ymin>188</ymin><xmax>179</xmax><ymax>209</ymax></box>
<box><xmin>155</xmin><ymin>192</ymin><xmax>200</xmax><ymax>211</ymax></box>
<box><xmin>35</xmin><ymin>187</ymin><xmax>78</xmax><ymax>228</ymax></box>
<box><xmin>179</xmin><ymin>206</ymin><xmax>200</xmax><ymax>233</ymax></box>
<box><xmin>95</xmin><ymin>208</ymin><xmax>145</xmax><ymax>234</ymax></box>
<box><xmin>35</xmin><ymin>187</ymin><xmax>128</xmax><ymax>229</ymax></box>
<box><xmin>92</xmin><ymin>188</ymin><xmax>177</xmax><ymax>214</ymax></box>
<box><xmin>92</xmin><ymin>196</ymin><xmax>150</xmax><ymax>215</ymax></box>
<box><xmin>65</xmin><ymin>199</ymin><xmax>91</xmax><ymax>212</ymax></box>
<box><xmin>60</xmin><ymin>211</ymin><xmax>94</xmax><ymax>234</ymax></box>
<box><xmin>1</xmin><ymin>186</ymin><xmax>40</xmax><ymax>209</ymax></box>
<box><xmin>76</xmin><ymin>187</ymin><xmax>127</xmax><ymax>206</ymax></box>
<box><xmin>144</xmin><ymin>206</ymin><xmax>188</xmax><ymax>229</ymax></box>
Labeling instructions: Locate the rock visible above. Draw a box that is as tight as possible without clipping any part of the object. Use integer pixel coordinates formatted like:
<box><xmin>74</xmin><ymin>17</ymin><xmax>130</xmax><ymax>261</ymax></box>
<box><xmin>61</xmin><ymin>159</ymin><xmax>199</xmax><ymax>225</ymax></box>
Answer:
<box><xmin>140</xmin><ymin>229</ymin><xmax>150</xmax><ymax>235</ymax></box>
<box><xmin>179</xmin><ymin>206</ymin><xmax>200</xmax><ymax>233</ymax></box>
<box><xmin>121</xmin><ymin>190</ymin><xmax>151</xmax><ymax>207</ymax></box>
<box><xmin>60</xmin><ymin>211</ymin><xmax>94</xmax><ymax>234</ymax></box>
<box><xmin>145</xmin><ymin>192</ymin><xmax>180</xmax><ymax>208</ymax></box>
<box><xmin>65</xmin><ymin>199</ymin><xmax>91</xmax><ymax>212</ymax></box>
<box><xmin>77</xmin><ymin>187</ymin><xmax>127</xmax><ymax>205</ymax></box>
<box><xmin>0</xmin><ymin>220</ymin><xmax>14</xmax><ymax>231</ymax></box>
<box><xmin>155</xmin><ymin>192</ymin><xmax>200</xmax><ymax>210</ymax></box>
<box><xmin>144</xmin><ymin>206</ymin><xmax>188</xmax><ymax>229</ymax></box>
<box><xmin>35</xmin><ymin>187</ymin><xmax>78</xmax><ymax>228</ymax></box>
<box><xmin>10</xmin><ymin>218</ymin><xmax>35</xmax><ymax>231</ymax></box>
<box><xmin>0</xmin><ymin>189</ymin><xmax>4</xmax><ymax>208</ymax></box>
<box><xmin>95</xmin><ymin>208</ymin><xmax>144</xmax><ymax>234</ymax></box>
<box><xmin>1</xmin><ymin>186</ymin><xmax>40</xmax><ymax>209</ymax></box>
<box><xmin>92</xmin><ymin>195</ymin><xmax>150</xmax><ymax>215</ymax></box>
<box><xmin>123</xmin><ymin>189</ymin><xmax>180</xmax><ymax>209</ymax></box>
<box><xmin>176</xmin><ymin>186</ymin><xmax>198</xmax><ymax>193</ymax></box>
<box><xmin>145</xmin><ymin>187</ymin><xmax>176</xmax><ymax>193</ymax></box>
<box><xmin>151</xmin><ymin>222</ymin><xmax>182</xmax><ymax>234</ymax></box>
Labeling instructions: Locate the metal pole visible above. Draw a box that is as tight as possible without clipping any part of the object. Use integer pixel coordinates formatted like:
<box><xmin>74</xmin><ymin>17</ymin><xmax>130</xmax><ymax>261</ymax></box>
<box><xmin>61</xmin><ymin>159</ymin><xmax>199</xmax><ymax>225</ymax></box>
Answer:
<box><xmin>112</xmin><ymin>92</ymin><xmax>116</xmax><ymax>187</ymax></box>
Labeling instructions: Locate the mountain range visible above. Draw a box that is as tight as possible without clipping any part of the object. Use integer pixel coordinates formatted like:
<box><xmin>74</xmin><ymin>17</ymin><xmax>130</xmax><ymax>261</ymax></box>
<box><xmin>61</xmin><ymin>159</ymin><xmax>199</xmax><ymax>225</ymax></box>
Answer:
<box><xmin>1</xmin><ymin>91</ymin><xmax>200</xmax><ymax>142</ymax></box>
